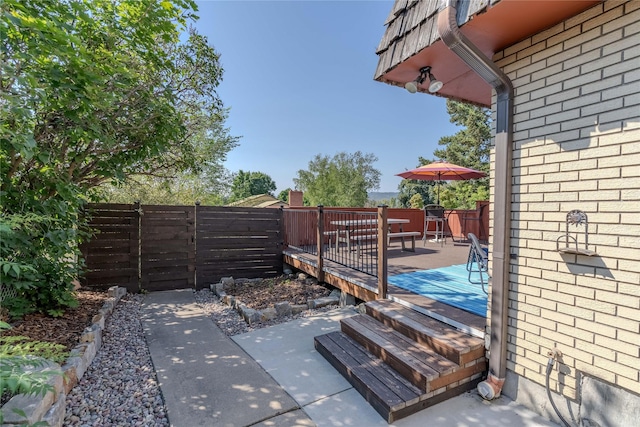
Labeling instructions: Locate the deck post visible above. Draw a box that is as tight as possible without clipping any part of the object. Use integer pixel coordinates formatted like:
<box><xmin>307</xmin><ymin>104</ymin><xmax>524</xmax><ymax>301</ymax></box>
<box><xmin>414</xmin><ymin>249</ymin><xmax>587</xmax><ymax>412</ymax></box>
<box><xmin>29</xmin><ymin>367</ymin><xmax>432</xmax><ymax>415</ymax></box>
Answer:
<box><xmin>316</xmin><ymin>205</ymin><xmax>325</xmax><ymax>283</ymax></box>
<box><xmin>377</xmin><ymin>205</ymin><xmax>388</xmax><ymax>299</ymax></box>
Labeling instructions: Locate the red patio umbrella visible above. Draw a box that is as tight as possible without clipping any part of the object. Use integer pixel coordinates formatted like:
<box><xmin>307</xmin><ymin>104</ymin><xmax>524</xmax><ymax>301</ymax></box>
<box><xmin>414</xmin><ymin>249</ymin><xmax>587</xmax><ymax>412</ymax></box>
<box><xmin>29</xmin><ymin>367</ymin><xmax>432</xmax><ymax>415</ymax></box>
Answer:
<box><xmin>396</xmin><ymin>161</ymin><xmax>487</xmax><ymax>204</ymax></box>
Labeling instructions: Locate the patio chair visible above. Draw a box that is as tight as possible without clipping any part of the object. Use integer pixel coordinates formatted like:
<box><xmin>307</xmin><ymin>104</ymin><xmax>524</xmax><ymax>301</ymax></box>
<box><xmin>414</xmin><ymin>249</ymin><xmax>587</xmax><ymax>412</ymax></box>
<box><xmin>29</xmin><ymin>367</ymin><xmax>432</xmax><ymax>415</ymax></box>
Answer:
<box><xmin>466</xmin><ymin>232</ymin><xmax>489</xmax><ymax>294</ymax></box>
<box><xmin>423</xmin><ymin>204</ymin><xmax>447</xmax><ymax>246</ymax></box>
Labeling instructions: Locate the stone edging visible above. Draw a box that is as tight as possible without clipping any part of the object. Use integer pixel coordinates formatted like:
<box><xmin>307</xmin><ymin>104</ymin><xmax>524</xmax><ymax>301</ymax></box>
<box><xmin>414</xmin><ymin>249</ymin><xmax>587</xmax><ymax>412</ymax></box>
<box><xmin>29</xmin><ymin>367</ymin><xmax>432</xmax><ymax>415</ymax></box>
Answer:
<box><xmin>210</xmin><ymin>276</ymin><xmax>350</xmax><ymax>325</ymax></box>
<box><xmin>1</xmin><ymin>286</ymin><xmax>127</xmax><ymax>427</ymax></box>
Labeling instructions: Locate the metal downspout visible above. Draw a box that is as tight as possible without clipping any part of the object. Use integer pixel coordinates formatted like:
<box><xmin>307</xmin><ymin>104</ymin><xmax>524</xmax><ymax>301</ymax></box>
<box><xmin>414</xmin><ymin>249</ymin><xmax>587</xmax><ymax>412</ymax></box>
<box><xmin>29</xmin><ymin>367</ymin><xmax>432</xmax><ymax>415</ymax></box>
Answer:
<box><xmin>437</xmin><ymin>0</ymin><xmax>513</xmax><ymax>400</ymax></box>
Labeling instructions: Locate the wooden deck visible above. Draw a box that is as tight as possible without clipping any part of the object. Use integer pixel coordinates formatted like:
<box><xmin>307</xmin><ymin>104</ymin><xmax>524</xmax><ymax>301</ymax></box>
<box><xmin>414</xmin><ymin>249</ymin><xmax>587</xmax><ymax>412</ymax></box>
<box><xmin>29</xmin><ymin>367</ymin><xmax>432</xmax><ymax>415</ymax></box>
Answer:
<box><xmin>283</xmin><ymin>239</ymin><xmax>486</xmax><ymax>338</ymax></box>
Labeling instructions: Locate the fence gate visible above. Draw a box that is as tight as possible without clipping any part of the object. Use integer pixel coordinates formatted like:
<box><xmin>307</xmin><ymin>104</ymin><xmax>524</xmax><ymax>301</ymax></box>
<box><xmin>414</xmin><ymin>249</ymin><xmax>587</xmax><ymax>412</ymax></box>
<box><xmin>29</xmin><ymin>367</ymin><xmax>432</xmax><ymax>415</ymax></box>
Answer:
<box><xmin>195</xmin><ymin>206</ymin><xmax>283</xmax><ymax>289</ymax></box>
<box><xmin>140</xmin><ymin>205</ymin><xmax>195</xmax><ymax>292</ymax></box>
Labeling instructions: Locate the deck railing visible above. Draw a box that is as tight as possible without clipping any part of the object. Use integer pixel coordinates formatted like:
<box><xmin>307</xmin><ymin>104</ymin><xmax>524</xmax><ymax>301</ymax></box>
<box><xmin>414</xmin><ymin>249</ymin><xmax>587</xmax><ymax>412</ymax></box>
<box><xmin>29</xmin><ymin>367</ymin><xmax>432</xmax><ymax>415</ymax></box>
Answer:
<box><xmin>283</xmin><ymin>206</ymin><xmax>391</xmax><ymax>297</ymax></box>
<box><xmin>282</xmin><ymin>204</ymin><xmax>488</xmax><ymax>299</ymax></box>
<box><xmin>323</xmin><ymin>209</ymin><xmax>379</xmax><ymax>276</ymax></box>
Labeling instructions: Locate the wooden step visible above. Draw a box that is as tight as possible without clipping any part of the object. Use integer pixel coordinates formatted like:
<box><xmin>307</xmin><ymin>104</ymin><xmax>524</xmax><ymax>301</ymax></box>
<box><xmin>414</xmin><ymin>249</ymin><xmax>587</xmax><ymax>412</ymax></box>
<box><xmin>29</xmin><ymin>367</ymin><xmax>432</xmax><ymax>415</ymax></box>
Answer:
<box><xmin>315</xmin><ymin>331</ymin><xmax>484</xmax><ymax>423</ymax></box>
<box><xmin>365</xmin><ymin>299</ymin><xmax>485</xmax><ymax>365</ymax></box>
<box><xmin>340</xmin><ymin>315</ymin><xmax>485</xmax><ymax>392</ymax></box>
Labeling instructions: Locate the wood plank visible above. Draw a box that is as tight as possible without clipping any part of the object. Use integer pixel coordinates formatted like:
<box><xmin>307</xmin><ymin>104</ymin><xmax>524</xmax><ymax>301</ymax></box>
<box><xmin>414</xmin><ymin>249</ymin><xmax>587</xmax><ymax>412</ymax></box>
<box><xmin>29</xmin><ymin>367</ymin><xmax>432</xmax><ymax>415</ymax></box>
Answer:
<box><xmin>140</xmin><ymin>258</ymin><xmax>191</xmax><ymax>269</ymax></box>
<box><xmin>341</xmin><ymin>316</ymin><xmax>438</xmax><ymax>391</ymax></box>
<box><xmin>314</xmin><ymin>333</ymin><xmax>405</xmax><ymax>422</ymax></box>
<box><xmin>198</xmin><ymin>263</ymin><xmax>282</xmax><ymax>274</ymax></box>
<box><xmin>143</xmin><ymin>270</ymin><xmax>191</xmax><ymax>281</ymax></box>
<box><xmin>84</xmin><ymin>268</ymin><xmax>137</xmax><ymax>279</ymax></box>
<box><xmin>328</xmin><ymin>330</ymin><xmax>422</xmax><ymax>404</ymax></box>
<box><xmin>387</xmin><ymin>286</ymin><xmax>486</xmax><ymax>334</ymax></box>
<box><xmin>85</xmin><ymin>225</ymin><xmax>137</xmax><ymax>233</ymax></box>
<box><xmin>143</xmin><ymin>279</ymin><xmax>191</xmax><ymax>292</ymax></box>
<box><xmin>428</xmin><ymin>358</ymin><xmax>486</xmax><ymax>391</ymax></box>
<box><xmin>196</xmin><ymin>252</ymin><xmax>282</xmax><ymax>262</ymax></box>
<box><xmin>84</xmin><ymin>239</ymin><xmax>135</xmax><ymax>249</ymax></box>
<box><xmin>197</xmin><ymin>218</ymin><xmax>281</xmax><ymax>229</ymax></box>
<box><xmin>391</xmin><ymin>377</ymin><xmax>483</xmax><ymax>423</ymax></box>
<box><xmin>196</xmin><ymin>240</ymin><xmax>281</xmax><ymax>250</ymax></box>
<box><xmin>366</xmin><ymin>300</ymin><xmax>485</xmax><ymax>365</ymax></box>
<box><xmin>83</xmin><ymin>254</ymin><xmax>131</xmax><ymax>264</ymax></box>
<box><xmin>351</xmin><ymin>314</ymin><xmax>458</xmax><ymax>376</ymax></box>
<box><xmin>197</xmin><ymin>206</ymin><xmax>282</xmax><ymax>217</ymax></box>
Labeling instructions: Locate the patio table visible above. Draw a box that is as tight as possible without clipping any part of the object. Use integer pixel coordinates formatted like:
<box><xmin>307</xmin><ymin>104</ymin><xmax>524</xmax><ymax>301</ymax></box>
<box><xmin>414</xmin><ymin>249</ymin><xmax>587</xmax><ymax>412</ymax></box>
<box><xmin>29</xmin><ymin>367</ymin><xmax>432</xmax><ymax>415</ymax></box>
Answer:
<box><xmin>330</xmin><ymin>218</ymin><xmax>411</xmax><ymax>254</ymax></box>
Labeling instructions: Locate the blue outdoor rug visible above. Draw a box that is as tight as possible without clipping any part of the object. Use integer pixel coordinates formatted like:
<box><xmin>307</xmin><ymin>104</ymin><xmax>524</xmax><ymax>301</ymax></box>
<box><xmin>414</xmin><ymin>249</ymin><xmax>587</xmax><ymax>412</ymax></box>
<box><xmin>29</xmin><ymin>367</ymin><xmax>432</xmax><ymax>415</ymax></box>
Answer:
<box><xmin>389</xmin><ymin>264</ymin><xmax>488</xmax><ymax>317</ymax></box>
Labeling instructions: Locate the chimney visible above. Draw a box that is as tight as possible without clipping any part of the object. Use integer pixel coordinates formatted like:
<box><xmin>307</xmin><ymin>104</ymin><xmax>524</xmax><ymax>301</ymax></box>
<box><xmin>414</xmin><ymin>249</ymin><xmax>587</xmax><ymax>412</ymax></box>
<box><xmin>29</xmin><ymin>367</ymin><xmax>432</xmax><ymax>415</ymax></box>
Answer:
<box><xmin>288</xmin><ymin>190</ymin><xmax>303</xmax><ymax>207</ymax></box>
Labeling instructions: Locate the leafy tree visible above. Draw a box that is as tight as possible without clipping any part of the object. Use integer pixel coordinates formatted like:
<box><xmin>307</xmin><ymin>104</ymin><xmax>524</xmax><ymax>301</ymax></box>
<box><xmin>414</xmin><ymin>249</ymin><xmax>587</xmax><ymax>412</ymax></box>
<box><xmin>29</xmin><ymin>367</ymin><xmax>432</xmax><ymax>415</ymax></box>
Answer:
<box><xmin>409</xmin><ymin>193</ymin><xmax>425</xmax><ymax>209</ymax></box>
<box><xmin>229</xmin><ymin>171</ymin><xmax>277</xmax><ymax>202</ymax></box>
<box><xmin>397</xmin><ymin>175</ymin><xmax>435</xmax><ymax>208</ymax></box>
<box><xmin>432</xmin><ymin>100</ymin><xmax>490</xmax><ymax>209</ymax></box>
<box><xmin>99</xmin><ymin>108</ymin><xmax>238</xmax><ymax>206</ymax></box>
<box><xmin>434</xmin><ymin>100</ymin><xmax>491</xmax><ymax>173</ymax></box>
<box><xmin>397</xmin><ymin>100</ymin><xmax>490</xmax><ymax>209</ymax></box>
<box><xmin>1</xmin><ymin>0</ymin><xmax>231</xmax><ymax>316</ymax></box>
<box><xmin>277</xmin><ymin>189</ymin><xmax>291</xmax><ymax>203</ymax></box>
<box><xmin>98</xmin><ymin>173</ymin><xmax>229</xmax><ymax>206</ymax></box>
<box><xmin>294</xmin><ymin>151</ymin><xmax>380</xmax><ymax>207</ymax></box>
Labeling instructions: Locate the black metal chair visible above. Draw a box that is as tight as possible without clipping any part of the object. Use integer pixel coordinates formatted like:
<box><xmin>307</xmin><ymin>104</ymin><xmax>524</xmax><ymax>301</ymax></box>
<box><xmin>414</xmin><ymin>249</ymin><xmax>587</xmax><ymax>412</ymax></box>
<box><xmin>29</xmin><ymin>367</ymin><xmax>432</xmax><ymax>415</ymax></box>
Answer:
<box><xmin>466</xmin><ymin>232</ymin><xmax>489</xmax><ymax>294</ymax></box>
<box><xmin>423</xmin><ymin>204</ymin><xmax>446</xmax><ymax>246</ymax></box>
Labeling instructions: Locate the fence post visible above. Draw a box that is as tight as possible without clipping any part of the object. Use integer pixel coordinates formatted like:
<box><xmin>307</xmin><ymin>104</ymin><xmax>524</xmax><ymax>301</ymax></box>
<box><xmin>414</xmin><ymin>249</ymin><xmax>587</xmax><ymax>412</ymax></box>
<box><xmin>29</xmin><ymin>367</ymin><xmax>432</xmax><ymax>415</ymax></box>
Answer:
<box><xmin>377</xmin><ymin>205</ymin><xmax>388</xmax><ymax>299</ymax></box>
<box><xmin>133</xmin><ymin>200</ymin><xmax>141</xmax><ymax>292</ymax></box>
<box><xmin>194</xmin><ymin>201</ymin><xmax>200</xmax><ymax>290</ymax></box>
<box><xmin>316</xmin><ymin>205</ymin><xmax>325</xmax><ymax>283</ymax></box>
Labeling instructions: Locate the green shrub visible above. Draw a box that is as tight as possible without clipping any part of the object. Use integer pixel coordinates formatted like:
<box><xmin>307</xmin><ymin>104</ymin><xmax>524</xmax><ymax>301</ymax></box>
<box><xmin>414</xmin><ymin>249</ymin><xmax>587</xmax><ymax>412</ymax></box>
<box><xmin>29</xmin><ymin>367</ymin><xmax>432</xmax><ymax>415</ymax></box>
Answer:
<box><xmin>0</xmin><ymin>321</ymin><xmax>67</xmax><ymax>424</ymax></box>
<box><xmin>0</xmin><ymin>210</ymin><xmax>84</xmax><ymax>318</ymax></box>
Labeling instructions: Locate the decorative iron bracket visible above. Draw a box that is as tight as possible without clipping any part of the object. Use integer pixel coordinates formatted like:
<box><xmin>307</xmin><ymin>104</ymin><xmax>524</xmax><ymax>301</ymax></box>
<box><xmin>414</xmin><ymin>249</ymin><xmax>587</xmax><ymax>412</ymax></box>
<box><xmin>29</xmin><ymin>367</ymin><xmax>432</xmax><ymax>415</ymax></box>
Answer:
<box><xmin>556</xmin><ymin>210</ymin><xmax>596</xmax><ymax>256</ymax></box>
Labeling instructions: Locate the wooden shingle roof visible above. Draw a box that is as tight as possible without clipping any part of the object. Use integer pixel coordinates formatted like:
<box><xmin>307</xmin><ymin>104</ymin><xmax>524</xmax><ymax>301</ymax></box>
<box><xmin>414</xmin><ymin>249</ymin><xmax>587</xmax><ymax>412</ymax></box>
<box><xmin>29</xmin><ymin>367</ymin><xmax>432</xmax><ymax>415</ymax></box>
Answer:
<box><xmin>374</xmin><ymin>0</ymin><xmax>600</xmax><ymax>106</ymax></box>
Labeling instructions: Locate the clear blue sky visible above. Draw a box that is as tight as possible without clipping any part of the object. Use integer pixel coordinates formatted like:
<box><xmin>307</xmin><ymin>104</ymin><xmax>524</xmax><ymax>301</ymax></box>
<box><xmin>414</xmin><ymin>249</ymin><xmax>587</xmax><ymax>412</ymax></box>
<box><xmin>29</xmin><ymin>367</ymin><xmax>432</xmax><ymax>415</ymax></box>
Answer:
<box><xmin>193</xmin><ymin>0</ymin><xmax>460</xmax><ymax>195</ymax></box>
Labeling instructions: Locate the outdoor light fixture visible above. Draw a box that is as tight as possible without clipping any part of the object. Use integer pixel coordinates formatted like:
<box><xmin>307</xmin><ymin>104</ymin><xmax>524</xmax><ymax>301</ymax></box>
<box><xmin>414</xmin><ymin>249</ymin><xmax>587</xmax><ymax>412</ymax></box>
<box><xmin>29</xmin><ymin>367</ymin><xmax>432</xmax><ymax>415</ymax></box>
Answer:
<box><xmin>404</xmin><ymin>66</ymin><xmax>443</xmax><ymax>94</ymax></box>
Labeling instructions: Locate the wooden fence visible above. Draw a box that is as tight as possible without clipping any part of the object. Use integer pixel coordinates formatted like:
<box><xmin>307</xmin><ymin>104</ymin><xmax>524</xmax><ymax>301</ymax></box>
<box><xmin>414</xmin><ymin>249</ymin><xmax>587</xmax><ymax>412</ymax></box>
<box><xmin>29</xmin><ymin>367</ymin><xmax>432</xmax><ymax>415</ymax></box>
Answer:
<box><xmin>80</xmin><ymin>203</ymin><xmax>283</xmax><ymax>292</ymax></box>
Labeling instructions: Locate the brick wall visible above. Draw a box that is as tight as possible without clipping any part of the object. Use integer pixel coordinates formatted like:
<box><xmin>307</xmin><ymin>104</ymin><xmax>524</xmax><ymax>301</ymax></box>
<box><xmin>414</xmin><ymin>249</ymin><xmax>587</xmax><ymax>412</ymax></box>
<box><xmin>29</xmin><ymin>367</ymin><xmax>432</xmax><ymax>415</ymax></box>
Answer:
<box><xmin>492</xmin><ymin>0</ymin><xmax>640</xmax><ymax>400</ymax></box>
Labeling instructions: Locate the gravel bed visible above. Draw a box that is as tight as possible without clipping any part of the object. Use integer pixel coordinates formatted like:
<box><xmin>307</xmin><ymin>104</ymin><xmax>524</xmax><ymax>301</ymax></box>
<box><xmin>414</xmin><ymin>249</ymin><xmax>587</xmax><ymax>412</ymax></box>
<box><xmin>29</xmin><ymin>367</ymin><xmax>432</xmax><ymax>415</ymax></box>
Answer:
<box><xmin>64</xmin><ymin>295</ymin><xmax>168</xmax><ymax>427</ymax></box>
<box><xmin>63</xmin><ymin>289</ymin><xmax>342</xmax><ymax>426</ymax></box>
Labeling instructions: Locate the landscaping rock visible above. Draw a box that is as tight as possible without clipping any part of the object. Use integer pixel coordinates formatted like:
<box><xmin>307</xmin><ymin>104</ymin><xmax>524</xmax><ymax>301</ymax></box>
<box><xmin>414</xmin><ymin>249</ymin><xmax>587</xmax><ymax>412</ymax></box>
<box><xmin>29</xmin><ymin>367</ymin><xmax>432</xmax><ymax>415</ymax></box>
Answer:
<box><xmin>339</xmin><ymin>292</ymin><xmax>356</xmax><ymax>307</ymax></box>
<box><xmin>42</xmin><ymin>390</ymin><xmax>66</xmax><ymax>427</ymax></box>
<box><xmin>1</xmin><ymin>361</ymin><xmax>63</xmax><ymax>426</ymax></box>
<box><xmin>80</xmin><ymin>323</ymin><xmax>102</xmax><ymax>349</ymax></box>
<box><xmin>274</xmin><ymin>302</ymin><xmax>292</xmax><ymax>317</ymax></box>
<box><xmin>239</xmin><ymin>305</ymin><xmax>261</xmax><ymax>325</ymax></box>
<box><xmin>261</xmin><ymin>307</ymin><xmax>277</xmax><ymax>321</ymax></box>
<box><xmin>291</xmin><ymin>304</ymin><xmax>308</xmax><ymax>315</ymax></box>
<box><xmin>91</xmin><ymin>312</ymin><xmax>105</xmax><ymax>329</ymax></box>
<box><xmin>308</xmin><ymin>295</ymin><xmax>339</xmax><ymax>309</ymax></box>
<box><xmin>213</xmin><ymin>283</ymin><xmax>224</xmax><ymax>296</ymax></box>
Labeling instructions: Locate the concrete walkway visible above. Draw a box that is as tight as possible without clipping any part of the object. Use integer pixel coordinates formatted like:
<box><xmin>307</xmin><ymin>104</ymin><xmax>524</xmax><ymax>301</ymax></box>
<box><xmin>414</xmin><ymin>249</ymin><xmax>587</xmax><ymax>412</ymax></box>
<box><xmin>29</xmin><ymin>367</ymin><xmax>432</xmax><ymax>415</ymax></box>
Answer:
<box><xmin>142</xmin><ymin>290</ymin><xmax>559</xmax><ymax>427</ymax></box>
<box><xmin>141</xmin><ymin>290</ymin><xmax>307</xmax><ymax>426</ymax></box>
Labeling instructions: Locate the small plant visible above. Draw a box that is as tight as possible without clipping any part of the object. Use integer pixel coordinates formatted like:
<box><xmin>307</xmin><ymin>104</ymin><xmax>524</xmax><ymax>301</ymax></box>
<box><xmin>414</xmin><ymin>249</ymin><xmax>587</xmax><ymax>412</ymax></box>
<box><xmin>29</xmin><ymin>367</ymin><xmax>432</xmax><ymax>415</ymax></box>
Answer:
<box><xmin>0</xmin><ymin>321</ymin><xmax>67</xmax><ymax>424</ymax></box>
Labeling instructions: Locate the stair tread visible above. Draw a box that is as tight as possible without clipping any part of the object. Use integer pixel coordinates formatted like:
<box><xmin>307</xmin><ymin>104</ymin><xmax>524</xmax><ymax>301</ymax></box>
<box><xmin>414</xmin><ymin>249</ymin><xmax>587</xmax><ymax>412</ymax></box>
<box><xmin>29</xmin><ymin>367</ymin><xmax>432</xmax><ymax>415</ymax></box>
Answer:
<box><xmin>315</xmin><ymin>331</ymin><xmax>485</xmax><ymax>423</ymax></box>
<box><xmin>342</xmin><ymin>316</ymin><xmax>460</xmax><ymax>391</ymax></box>
<box><xmin>314</xmin><ymin>332</ymin><xmax>417</xmax><ymax>412</ymax></box>
<box><xmin>325</xmin><ymin>331</ymin><xmax>422</xmax><ymax>403</ymax></box>
<box><xmin>366</xmin><ymin>300</ymin><xmax>485</xmax><ymax>364</ymax></box>
<box><xmin>347</xmin><ymin>315</ymin><xmax>459</xmax><ymax>374</ymax></box>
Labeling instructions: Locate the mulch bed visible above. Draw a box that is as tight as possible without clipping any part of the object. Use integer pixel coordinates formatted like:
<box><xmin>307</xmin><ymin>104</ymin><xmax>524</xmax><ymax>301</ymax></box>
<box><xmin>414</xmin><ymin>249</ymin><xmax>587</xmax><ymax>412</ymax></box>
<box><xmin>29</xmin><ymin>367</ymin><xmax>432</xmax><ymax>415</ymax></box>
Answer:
<box><xmin>223</xmin><ymin>275</ymin><xmax>333</xmax><ymax>310</ymax></box>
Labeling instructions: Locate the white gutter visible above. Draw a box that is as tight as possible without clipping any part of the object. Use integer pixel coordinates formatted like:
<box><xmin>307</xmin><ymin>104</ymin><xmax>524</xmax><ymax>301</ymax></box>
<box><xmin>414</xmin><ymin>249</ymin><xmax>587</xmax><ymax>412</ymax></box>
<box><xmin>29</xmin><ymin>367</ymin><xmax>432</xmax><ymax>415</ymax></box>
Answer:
<box><xmin>437</xmin><ymin>0</ymin><xmax>514</xmax><ymax>400</ymax></box>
